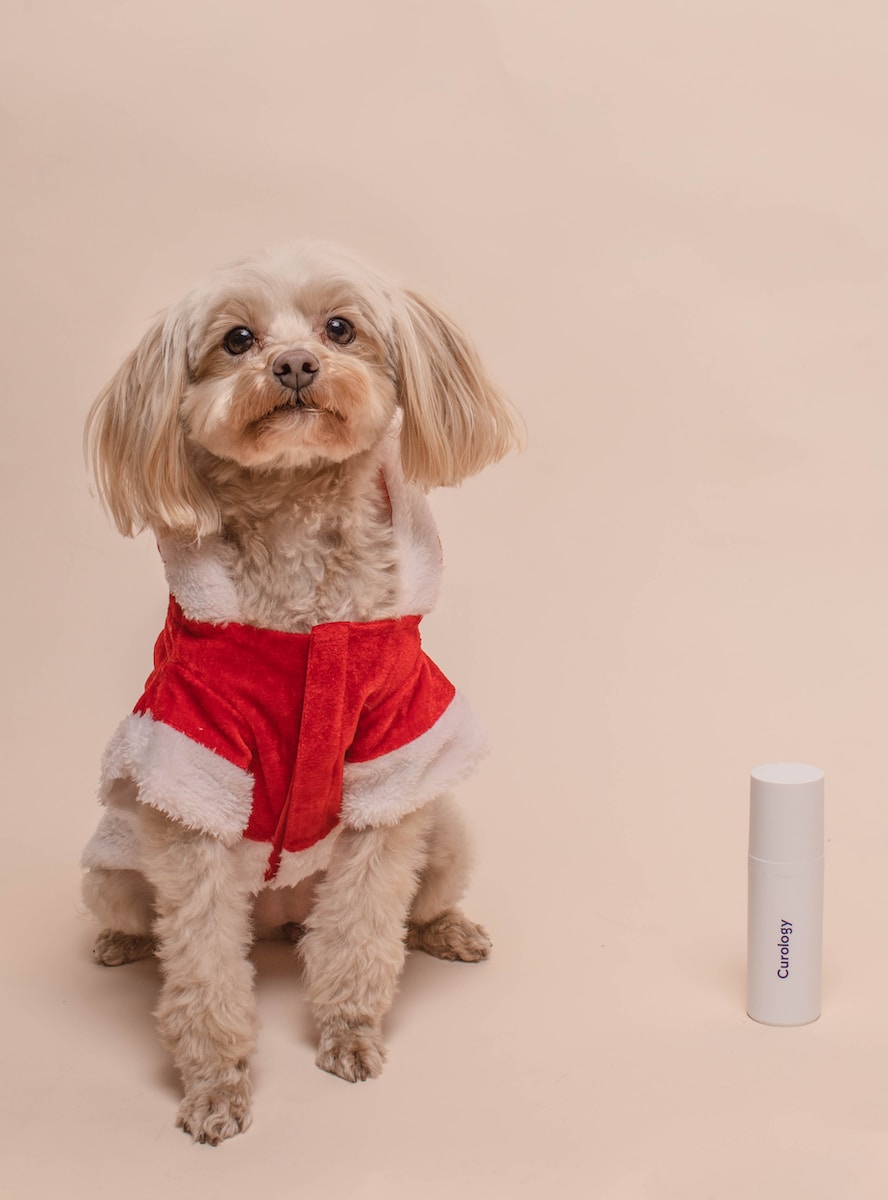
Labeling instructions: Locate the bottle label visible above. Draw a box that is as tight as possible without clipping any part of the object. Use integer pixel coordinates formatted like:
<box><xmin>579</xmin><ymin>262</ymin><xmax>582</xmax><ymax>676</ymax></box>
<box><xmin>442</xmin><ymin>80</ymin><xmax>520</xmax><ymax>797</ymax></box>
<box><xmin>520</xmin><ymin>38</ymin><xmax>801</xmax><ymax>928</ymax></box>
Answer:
<box><xmin>777</xmin><ymin>919</ymin><xmax>792</xmax><ymax>979</ymax></box>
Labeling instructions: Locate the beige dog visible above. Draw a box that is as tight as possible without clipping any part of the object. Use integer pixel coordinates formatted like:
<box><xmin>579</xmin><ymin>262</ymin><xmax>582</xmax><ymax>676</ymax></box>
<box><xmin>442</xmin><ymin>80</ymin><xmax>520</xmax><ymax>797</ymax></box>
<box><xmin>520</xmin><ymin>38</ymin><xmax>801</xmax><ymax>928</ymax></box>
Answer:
<box><xmin>80</xmin><ymin>243</ymin><xmax>521</xmax><ymax>1144</ymax></box>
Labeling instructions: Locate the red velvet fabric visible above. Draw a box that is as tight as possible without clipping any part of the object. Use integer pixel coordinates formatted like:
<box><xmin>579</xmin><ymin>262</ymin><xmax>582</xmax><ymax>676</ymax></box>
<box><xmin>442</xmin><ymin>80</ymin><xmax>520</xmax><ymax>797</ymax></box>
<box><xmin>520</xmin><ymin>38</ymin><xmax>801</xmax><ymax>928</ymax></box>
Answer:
<box><xmin>134</xmin><ymin>599</ymin><xmax>456</xmax><ymax>878</ymax></box>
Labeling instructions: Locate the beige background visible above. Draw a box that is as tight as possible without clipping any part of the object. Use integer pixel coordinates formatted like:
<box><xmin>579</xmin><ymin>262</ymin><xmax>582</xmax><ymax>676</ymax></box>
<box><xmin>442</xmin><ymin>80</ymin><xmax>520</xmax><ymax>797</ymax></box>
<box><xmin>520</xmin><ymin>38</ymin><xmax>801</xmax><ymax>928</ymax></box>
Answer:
<box><xmin>4</xmin><ymin>1</ymin><xmax>888</xmax><ymax>1195</ymax></box>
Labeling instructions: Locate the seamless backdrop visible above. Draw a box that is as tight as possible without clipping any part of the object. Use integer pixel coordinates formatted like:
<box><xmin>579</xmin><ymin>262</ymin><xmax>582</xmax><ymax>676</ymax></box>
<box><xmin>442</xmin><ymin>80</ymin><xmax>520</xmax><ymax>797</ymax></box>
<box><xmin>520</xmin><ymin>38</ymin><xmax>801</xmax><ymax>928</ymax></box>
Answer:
<box><xmin>4</xmin><ymin>2</ymin><xmax>888</xmax><ymax>1197</ymax></box>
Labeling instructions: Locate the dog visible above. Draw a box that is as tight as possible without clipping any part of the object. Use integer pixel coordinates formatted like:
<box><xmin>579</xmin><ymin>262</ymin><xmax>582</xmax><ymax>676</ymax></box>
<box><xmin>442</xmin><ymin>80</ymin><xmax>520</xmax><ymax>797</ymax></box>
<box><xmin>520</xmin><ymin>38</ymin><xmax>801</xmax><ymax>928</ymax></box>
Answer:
<box><xmin>80</xmin><ymin>242</ymin><xmax>521</xmax><ymax>1144</ymax></box>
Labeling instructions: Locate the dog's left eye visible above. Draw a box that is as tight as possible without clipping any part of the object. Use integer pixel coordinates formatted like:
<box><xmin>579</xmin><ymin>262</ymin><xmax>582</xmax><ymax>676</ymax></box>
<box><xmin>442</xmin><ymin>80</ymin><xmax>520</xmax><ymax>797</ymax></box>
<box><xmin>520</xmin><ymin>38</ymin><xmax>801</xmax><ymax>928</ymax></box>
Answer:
<box><xmin>223</xmin><ymin>327</ymin><xmax>255</xmax><ymax>355</ymax></box>
<box><xmin>325</xmin><ymin>317</ymin><xmax>356</xmax><ymax>346</ymax></box>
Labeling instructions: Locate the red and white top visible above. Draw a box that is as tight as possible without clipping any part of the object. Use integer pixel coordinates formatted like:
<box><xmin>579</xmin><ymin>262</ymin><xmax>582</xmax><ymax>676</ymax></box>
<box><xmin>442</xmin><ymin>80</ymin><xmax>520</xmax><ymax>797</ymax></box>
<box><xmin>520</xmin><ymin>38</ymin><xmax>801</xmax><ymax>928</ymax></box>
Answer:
<box><xmin>81</xmin><ymin>448</ymin><xmax>487</xmax><ymax>890</ymax></box>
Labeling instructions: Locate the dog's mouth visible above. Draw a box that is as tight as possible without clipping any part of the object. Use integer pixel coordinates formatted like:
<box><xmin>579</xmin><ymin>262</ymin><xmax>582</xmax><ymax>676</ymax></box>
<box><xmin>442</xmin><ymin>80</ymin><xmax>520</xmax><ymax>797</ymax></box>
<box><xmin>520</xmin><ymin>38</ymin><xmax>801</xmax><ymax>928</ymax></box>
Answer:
<box><xmin>263</xmin><ymin>392</ymin><xmax>324</xmax><ymax>419</ymax></box>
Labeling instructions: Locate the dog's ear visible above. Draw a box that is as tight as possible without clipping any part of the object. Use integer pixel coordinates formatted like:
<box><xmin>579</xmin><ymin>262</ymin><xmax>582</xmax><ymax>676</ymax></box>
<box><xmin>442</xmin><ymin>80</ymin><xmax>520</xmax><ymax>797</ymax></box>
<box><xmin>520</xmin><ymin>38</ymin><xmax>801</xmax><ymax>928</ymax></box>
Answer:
<box><xmin>392</xmin><ymin>290</ymin><xmax>523</xmax><ymax>489</ymax></box>
<box><xmin>85</xmin><ymin>313</ymin><xmax>219</xmax><ymax>538</ymax></box>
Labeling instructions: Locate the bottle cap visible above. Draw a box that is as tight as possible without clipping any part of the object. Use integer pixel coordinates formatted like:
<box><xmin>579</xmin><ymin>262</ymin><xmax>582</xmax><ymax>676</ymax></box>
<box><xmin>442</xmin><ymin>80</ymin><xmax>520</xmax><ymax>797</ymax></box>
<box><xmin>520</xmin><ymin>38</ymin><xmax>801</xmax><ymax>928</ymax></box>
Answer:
<box><xmin>749</xmin><ymin>763</ymin><xmax>824</xmax><ymax>864</ymax></box>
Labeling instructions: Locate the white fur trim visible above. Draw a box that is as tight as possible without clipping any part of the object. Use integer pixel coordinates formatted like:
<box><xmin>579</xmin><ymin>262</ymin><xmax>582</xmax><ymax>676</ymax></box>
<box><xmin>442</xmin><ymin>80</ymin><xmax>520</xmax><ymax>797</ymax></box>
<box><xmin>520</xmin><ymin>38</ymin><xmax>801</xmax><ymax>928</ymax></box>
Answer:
<box><xmin>81</xmin><ymin>807</ymin><xmax>342</xmax><ymax>896</ymax></box>
<box><xmin>99</xmin><ymin>712</ymin><xmax>254</xmax><ymax>843</ymax></box>
<box><xmin>82</xmin><ymin>696</ymin><xmax>485</xmax><ymax>889</ymax></box>
<box><xmin>262</xmin><ymin>825</ymin><xmax>342</xmax><ymax>890</ymax></box>
<box><xmin>381</xmin><ymin>438</ymin><xmax>443</xmax><ymax>616</ymax></box>
<box><xmin>341</xmin><ymin>691</ymin><xmax>488</xmax><ymax>830</ymax></box>
<box><xmin>81</xmin><ymin>805</ymin><xmax>142</xmax><ymax>871</ymax></box>
<box><xmin>158</xmin><ymin>534</ymin><xmax>243</xmax><ymax>623</ymax></box>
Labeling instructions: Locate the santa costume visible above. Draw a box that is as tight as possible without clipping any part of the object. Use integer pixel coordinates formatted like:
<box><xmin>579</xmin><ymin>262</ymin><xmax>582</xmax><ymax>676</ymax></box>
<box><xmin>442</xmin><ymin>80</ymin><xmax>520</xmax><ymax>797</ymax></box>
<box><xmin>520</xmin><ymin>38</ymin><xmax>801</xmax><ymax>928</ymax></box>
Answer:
<box><xmin>81</xmin><ymin>452</ymin><xmax>487</xmax><ymax>890</ymax></box>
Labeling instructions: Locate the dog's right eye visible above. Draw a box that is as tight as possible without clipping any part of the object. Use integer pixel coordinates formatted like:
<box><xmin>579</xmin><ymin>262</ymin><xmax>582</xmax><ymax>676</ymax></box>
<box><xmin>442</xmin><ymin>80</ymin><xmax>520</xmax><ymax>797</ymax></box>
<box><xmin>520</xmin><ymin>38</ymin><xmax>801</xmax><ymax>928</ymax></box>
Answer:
<box><xmin>223</xmin><ymin>327</ymin><xmax>255</xmax><ymax>355</ymax></box>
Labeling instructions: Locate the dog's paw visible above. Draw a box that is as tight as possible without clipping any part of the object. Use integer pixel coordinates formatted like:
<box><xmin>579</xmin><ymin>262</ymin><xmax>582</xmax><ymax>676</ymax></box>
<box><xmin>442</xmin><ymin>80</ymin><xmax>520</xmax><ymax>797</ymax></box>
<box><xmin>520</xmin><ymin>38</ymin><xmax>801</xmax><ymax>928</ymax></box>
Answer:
<box><xmin>407</xmin><ymin>910</ymin><xmax>492</xmax><ymax>962</ymax></box>
<box><xmin>93</xmin><ymin>929</ymin><xmax>155</xmax><ymax>966</ymax></box>
<box><xmin>316</xmin><ymin>1023</ymin><xmax>386</xmax><ymax>1083</ymax></box>
<box><xmin>177</xmin><ymin>1065</ymin><xmax>253</xmax><ymax>1146</ymax></box>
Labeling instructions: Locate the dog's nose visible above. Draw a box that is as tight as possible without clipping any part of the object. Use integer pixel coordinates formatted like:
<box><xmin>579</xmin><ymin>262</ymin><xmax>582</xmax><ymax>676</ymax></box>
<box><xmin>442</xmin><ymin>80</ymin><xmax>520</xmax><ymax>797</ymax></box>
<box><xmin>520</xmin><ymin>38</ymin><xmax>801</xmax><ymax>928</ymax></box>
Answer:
<box><xmin>272</xmin><ymin>350</ymin><xmax>320</xmax><ymax>391</ymax></box>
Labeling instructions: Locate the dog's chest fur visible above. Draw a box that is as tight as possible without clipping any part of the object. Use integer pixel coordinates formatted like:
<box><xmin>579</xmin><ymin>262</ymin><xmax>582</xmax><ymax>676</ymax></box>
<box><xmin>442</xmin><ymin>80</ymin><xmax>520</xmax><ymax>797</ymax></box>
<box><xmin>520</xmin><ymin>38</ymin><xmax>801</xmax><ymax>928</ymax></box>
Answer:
<box><xmin>211</xmin><ymin>455</ymin><xmax>400</xmax><ymax>633</ymax></box>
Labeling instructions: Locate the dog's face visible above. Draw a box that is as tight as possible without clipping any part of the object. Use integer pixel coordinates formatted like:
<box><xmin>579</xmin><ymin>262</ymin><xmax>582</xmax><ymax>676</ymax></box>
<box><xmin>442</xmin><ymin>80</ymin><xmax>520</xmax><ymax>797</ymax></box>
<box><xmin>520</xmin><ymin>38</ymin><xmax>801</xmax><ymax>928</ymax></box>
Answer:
<box><xmin>87</xmin><ymin>242</ymin><xmax>521</xmax><ymax>537</ymax></box>
<box><xmin>180</xmin><ymin>247</ymin><xmax>400</xmax><ymax>470</ymax></box>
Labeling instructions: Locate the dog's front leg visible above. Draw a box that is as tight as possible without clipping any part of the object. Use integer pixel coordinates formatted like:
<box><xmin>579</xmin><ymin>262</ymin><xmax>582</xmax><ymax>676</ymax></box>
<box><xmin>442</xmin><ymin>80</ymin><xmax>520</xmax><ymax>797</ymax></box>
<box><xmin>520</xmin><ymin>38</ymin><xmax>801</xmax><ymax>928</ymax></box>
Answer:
<box><xmin>300</xmin><ymin>806</ymin><xmax>432</xmax><ymax>1082</ymax></box>
<box><xmin>138</xmin><ymin>805</ymin><xmax>257</xmax><ymax>1144</ymax></box>
<box><xmin>407</xmin><ymin>794</ymin><xmax>492</xmax><ymax>962</ymax></box>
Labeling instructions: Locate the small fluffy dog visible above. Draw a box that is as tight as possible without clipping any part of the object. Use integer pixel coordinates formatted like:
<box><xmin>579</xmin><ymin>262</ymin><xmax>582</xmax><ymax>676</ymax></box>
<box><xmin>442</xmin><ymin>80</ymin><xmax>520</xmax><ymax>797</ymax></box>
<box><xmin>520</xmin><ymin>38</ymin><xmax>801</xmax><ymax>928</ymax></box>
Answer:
<box><xmin>80</xmin><ymin>243</ymin><xmax>520</xmax><ymax>1144</ymax></box>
